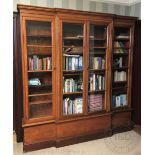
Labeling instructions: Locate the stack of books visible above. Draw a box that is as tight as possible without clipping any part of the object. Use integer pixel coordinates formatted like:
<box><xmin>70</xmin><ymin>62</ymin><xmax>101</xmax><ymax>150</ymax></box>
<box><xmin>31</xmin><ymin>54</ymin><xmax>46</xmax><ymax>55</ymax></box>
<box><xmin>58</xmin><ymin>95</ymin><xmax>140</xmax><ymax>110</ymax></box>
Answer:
<box><xmin>88</xmin><ymin>94</ymin><xmax>103</xmax><ymax>112</ymax></box>
<box><xmin>28</xmin><ymin>55</ymin><xmax>52</xmax><ymax>70</ymax></box>
<box><xmin>90</xmin><ymin>57</ymin><xmax>105</xmax><ymax>69</ymax></box>
<box><xmin>63</xmin><ymin>54</ymin><xmax>82</xmax><ymax>70</ymax></box>
<box><xmin>63</xmin><ymin>97</ymin><xmax>83</xmax><ymax>115</ymax></box>
<box><xmin>114</xmin><ymin>71</ymin><xmax>126</xmax><ymax>82</ymax></box>
<box><xmin>89</xmin><ymin>74</ymin><xmax>105</xmax><ymax>91</ymax></box>
<box><xmin>63</xmin><ymin>78</ymin><xmax>83</xmax><ymax>93</ymax></box>
<box><xmin>112</xmin><ymin>94</ymin><xmax>127</xmax><ymax>107</ymax></box>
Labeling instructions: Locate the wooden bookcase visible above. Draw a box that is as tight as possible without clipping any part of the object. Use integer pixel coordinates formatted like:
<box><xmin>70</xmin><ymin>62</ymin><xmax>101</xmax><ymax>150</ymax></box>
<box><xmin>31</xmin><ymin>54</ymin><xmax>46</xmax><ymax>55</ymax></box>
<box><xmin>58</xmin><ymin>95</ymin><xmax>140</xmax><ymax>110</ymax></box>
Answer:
<box><xmin>18</xmin><ymin>5</ymin><xmax>137</xmax><ymax>152</ymax></box>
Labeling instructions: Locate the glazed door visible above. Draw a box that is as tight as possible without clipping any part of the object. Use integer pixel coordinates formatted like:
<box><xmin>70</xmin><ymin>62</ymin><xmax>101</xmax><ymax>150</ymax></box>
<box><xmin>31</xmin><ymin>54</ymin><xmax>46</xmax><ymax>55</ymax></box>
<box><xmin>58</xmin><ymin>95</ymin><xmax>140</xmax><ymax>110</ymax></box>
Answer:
<box><xmin>22</xmin><ymin>17</ymin><xmax>56</xmax><ymax>123</ymax></box>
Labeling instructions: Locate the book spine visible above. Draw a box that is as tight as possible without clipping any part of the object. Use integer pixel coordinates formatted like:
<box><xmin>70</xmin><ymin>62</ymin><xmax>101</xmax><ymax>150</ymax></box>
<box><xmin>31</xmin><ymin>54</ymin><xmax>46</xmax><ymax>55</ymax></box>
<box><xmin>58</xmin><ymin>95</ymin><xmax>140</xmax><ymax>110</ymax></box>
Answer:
<box><xmin>68</xmin><ymin>57</ymin><xmax>72</xmax><ymax>70</ymax></box>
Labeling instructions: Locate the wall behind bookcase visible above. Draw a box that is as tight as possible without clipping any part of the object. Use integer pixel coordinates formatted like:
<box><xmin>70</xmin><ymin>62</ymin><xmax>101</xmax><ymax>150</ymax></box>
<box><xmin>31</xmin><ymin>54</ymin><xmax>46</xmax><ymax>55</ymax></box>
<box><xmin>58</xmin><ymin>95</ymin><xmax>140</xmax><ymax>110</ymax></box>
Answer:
<box><xmin>13</xmin><ymin>0</ymin><xmax>141</xmax><ymax>19</ymax></box>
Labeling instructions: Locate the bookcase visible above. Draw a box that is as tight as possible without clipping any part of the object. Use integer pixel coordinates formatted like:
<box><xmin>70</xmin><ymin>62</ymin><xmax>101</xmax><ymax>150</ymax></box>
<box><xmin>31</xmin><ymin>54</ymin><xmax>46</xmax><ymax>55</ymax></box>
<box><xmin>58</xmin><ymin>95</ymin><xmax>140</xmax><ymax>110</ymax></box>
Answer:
<box><xmin>18</xmin><ymin>5</ymin><xmax>137</xmax><ymax>152</ymax></box>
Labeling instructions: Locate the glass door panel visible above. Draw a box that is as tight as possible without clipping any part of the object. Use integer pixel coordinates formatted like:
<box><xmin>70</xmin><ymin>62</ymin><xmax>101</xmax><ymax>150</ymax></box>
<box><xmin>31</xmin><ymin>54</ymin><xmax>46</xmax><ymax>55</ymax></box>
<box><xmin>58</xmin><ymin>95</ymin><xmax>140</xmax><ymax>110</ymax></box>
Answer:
<box><xmin>112</xmin><ymin>27</ymin><xmax>130</xmax><ymax>109</ymax></box>
<box><xmin>26</xmin><ymin>20</ymin><xmax>53</xmax><ymax>119</ymax></box>
<box><xmin>62</xmin><ymin>23</ymin><xmax>84</xmax><ymax>116</ymax></box>
<box><xmin>88</xmin><ymin>24</ymin><xmax>107</xmax><ymax>113</ymax></box>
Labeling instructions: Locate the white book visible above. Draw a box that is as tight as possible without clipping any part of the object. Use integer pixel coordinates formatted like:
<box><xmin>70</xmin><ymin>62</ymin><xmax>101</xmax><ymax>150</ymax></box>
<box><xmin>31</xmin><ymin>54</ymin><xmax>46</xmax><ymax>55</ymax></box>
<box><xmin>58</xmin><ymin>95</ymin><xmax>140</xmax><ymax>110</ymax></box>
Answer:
<box><xmin>90</xmin><ymin>77</ymin><xmax>93</xmax><ymax>91</ymax></box>
<box><xmin>114</xmin><ymin>71</ymin><xmax>118</xmax><ymax>82</ymax></box>
<box><xmin>99</xmin><ymin>76</ymin><xmax>101</xmax><ymax>90</ymax></box>
<box><xmin>72</xmin><ymin>57</ymin><xmax>76</xmax><ymax>70</ymax></box>
<box><xmin>93</xmin><ymin>74</ymin><xmax>96</xmax><ymax>91</ymax></box>
<box><xmin>102</xmin><ymin>59</ymin><xmax>105</xmax><ymax>69</ymax></box>
<box><xmin>119</xmin><ymin>57</ymin><xmax>123</xmax><ymax>68</ymax></box>
<box><xmin>102</xmin><ymin>76</ymin><xmax>105</xmax><ymax>90</ymax></box>
<box><xmin>116</xmin><ymin>96</ymin><xmax>120</xmax><ymax>107</ymax></box>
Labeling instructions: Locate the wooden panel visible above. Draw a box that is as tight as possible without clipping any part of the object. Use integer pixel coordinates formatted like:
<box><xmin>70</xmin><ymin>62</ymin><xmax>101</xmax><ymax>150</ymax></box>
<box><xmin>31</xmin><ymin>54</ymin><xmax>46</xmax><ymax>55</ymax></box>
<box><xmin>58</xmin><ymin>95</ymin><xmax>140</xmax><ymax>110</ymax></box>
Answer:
<box><xmin>24</xmin><ymin>123</ymin><xmax>56</xmax><ymax>144</ymax></box>
<box><xmin>112</xmin><ymin>111</ymin><xmax>131</xmax><ymax>127</ymax></box>
<box><xmin>57</xmin><ymin>115</ymin><xmax>111</xmax><ymax>138</ymax></box>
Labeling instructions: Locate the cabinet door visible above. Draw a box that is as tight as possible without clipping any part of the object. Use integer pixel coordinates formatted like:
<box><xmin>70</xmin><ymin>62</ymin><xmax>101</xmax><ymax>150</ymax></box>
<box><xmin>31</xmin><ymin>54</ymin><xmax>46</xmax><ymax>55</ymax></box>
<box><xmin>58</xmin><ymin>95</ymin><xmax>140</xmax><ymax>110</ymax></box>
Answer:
<box><xmin>87</xmin><ymin>23</ymin><xmax>108</xmax><ymax>113</ymax></box>
<box><xmin>61</xmin><ymin>21</ymin><xmax>86</xmax><ymax>117</ymax></box>
<box><xmin>111</xmin><ymin>24</ymin><xmax>134</xmax><ymax>110</ymax></box>
<box><xmin>23</xmin><ymin>18</ymin><xmax>55</xmax><ymax>122</ymax></box>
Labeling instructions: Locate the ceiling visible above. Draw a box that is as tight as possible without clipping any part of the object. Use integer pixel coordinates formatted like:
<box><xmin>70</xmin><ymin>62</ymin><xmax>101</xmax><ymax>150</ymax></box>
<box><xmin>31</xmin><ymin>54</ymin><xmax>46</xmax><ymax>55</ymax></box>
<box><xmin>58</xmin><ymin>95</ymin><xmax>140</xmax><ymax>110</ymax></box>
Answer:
<box><xmin>90</xmin><ymin>0</ymin><xmax>141</xmax><ymax>5</ymax></box>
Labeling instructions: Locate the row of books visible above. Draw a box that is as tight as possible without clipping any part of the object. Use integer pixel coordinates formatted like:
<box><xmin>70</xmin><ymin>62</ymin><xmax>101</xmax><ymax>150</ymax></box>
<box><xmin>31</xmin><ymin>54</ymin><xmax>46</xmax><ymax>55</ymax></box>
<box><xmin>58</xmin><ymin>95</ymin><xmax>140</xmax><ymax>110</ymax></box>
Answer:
<box><xmin>112</xmin><ymin>94</ymin><xmax>127</xmax><ymax>107</ymax></box>
<box><xmin>88</xmin><ymin>94</ymin><xmax>103</xmax><ymax>112</ymax></box>
<box><xmin>63</xmin><ymin>97</ymin><xmax>83</xmax><ymax>115</ymax></box>
<box><xmin>90</xmin><ymin>57</ymin><xmax>105</xmax><ymax>70</ymax></box>
<box><xmin>114</xmin><ymin>71</ymin><xmax>126</xmax><ymax>82</ymax></box>
<box><xmin>28</xmin><ymin>55</ymin><xmax>52</xmax><ymax>70</ymax></box>
<box><xmin>63</xmin><ymin>54</ymin><xmax>83</xmax><ymax>70</ymax></box>
<box><xmin>63</xmin><ymin>78</ymin><xmax>83</xmax><ymax>93</ymax></box>
<box><xmin>89</xmin><ymin>74</ymin><xmax>105</xmax><ymax>91</ymax></box>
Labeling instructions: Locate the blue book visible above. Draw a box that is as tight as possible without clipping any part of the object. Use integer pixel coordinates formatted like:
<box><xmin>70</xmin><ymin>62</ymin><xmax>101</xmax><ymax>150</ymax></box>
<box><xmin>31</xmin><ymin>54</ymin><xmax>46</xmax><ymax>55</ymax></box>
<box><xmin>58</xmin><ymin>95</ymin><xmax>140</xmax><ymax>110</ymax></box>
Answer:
<box><xmin>78</xmin><ymin>56</ymin><xmax>83</xmax><ymax>70</ymax></box>
<box><xmin>75</xmin><ymin>57</ymin><xmax>79</xmax><ymax>70</ymax></box>
<box><xmin>98</xmin><ymin>57</ymin><xmax>102</xmax><ymax>69</ymax></box>
<box><xmin>120</xmin><ymin>95</ymin><xmax>124</xmax><ymax>106</ymax></box>
<box><xmin>112</xmin><ymin>95</ymin><xmax>116</xmax><ymax>107</ymax></box>
<box><xmin>68</xmin><ymin>57</ymin><xmax>72</xmax><ymax>70</ymax></box>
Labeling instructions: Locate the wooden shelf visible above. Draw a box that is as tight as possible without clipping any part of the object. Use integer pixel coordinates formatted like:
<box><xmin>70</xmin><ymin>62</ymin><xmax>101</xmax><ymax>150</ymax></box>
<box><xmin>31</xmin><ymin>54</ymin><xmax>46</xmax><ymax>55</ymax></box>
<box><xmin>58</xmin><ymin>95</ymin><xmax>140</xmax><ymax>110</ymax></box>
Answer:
<box><xmin>27</xmin><ymin>45</ymin><xmax>52</xmax><ymax>48</ymax></box>
<box><xmin>89</xmin><ymin>38</ymin><xmax>106</xmax><ymax>41</ymax></box>
<box><xmin>28</xmin><ymin>92</ymin><xmax>53</xmax><ymax>97</ymax></box>
<box><xmin>63</xmin><ymin>92</ymin><xmax>83</xmax><ymax>95</ymax></box>
<box><xmin>112</xmin><ymin>67</ymin><xmax>128</xmax><ymax>70</ymax></box>
<box><xmin>89</xmin><ymin>90</ymin><xmax>105</xmax><ymax>94</ymax></box>
<box><xmin>63</xmin><ymin>37</ymin><xmax>83</xmax><ymax>40</ymax></box>
<box><xmin>63</xmin><ymin>52</ymin><xmax>83</xmax><ymax>55</ymax></box>
<box><xmin>27</xmin><ymin>35</ymin><xmax>51</xmax><ymax>37</ymax></box>
<box><xmin>28</xmin><ymin>70</ymin><xmax>52</xmax><ymax>73</ymax></box>
<box><xmin>29</xmin><ymin>84</ymin><xmax>52</xmax><ymax>88</ymax></box>
<box><xmin>90</xmin><ymin>46</ymin><xmax>107</xmax><ymax>49</ymax></box>
<box><xmin>90</xmin><ymin>52</ymin><xmax>106</xmax><ymax>55</ymax></box>
<box><xmin>63</xmin><ymin>46</ymin><xmax>83</xmax><ymax>48</ymax></box>
<box><xmin>115</xmin><ymin>38</ymin><xmax>129</xmax><ymax>41</ymax></box>
<box><xmin>29</xmin><ymin>100</ymin><xmax>52</xmax><ymax>105</ymax></box>
<box><xmin>111</xmin><ymin>106</ymin><xmax>129</xmax><ymax>111</ymax></box>
<box><xmin>114</xmin><ymin>47</ymin><xmax>130</xmax><ymax>49</ymax></box>
<box><xmin>113</xmin><ymin>53</ymin><xmax>128</xmax><ymax>56</ymax></box>
<box><xmin>89</xmin><ymin>69</ymin><xmax>105</xmax><ymax>72</ymax></box>
<box><xmin>112</xmin><ymin>86</ymin><xmax>128</xmax><ymax>90</ymax></box>
<box><xmin>113</xmin><ymin>81</ymin><xmax>127</xmax><ymax>84</ymax></box>
<box><xmin>63</xmin><ymin>70</ymin><xmax>83</xmax><ymax>73</ymax></box>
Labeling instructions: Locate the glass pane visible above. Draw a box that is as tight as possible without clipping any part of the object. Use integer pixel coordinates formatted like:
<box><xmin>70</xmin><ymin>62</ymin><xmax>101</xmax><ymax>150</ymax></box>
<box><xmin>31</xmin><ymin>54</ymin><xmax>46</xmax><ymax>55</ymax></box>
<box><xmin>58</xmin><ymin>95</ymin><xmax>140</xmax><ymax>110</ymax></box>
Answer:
<box><xmin>112</xmin><ymin>27</ymin><xmax>130</xmax><ymax>108</ymax></box>
<box><xmin>26</xmin><ymin>20</ymin><xmax>53</xmax><ymax>119</ymax></box>
<box><xmin>88</xmin><ymin>24</ymin><xmax>107</xmax><ymax>113</ymax></box>
<box><xmin>62</xmin><ymin>23</ymin><xmax>84</xmax><ymax>116</ymax></box>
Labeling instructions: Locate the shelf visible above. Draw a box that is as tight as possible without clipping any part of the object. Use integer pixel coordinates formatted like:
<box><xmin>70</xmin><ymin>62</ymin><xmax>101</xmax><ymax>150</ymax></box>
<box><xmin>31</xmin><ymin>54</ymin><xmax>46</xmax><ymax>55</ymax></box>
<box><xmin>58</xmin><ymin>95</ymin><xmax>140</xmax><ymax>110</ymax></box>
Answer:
<box><xmin>29</xmin><ymin>84</ymin><xmax>52</xmax><ymax>88</ymax></box>
<box><xmin>27</xmin><ymin>45</ymin><xmax>52</xmax><ymax>48</ymax></box>
<box><xmin>29</xmin><ymin>100</ymin><xmax>52</xmax><ymax>105</ymax></box>
<box><xmin>63</xmin><ymin>70</ymin><xmax>83</xmax><ymax>73</ymax></box>
<box><xmin>27</xmin><ymin>35</ymin><xmax>51</xmax><ymax>37</ymax></box>
<box><xmin>113</xmin><ymin>53</ymin><xmax>128</xmax><ymax>56</ymax></box>
<box><xmin>63</xmin><ymin>46</ymin><xmax>83</xmax><ymax>48</ymax></box>
<box><xmin>28</xmin><ymin>70</ymin><xmax>52</xmax><ymax>73</ymax></box>
<box><xmin>89</xmin><ymin>38</ymin><xmax>106</xmax><ymax>41</ymax></box>
<box><xmin>112</xmin><ymin>86</ymin><xmax>128</xmax><ymax>90</ymax></box>
<box><xmin>114</xmin><ymin>47</ymin><xmax>130</xmax><ymax>49</ymax></box>
<box><xmin>111</xmin><ymin>106</ymin><xmax>129</xmax><ymax>111</ymax></box>
<box><xmin>112</xmin><ymin>67</ymin><xmax>128</xmax><ymax>70</ymax></box>
<box><xmin>90</xmin><ymin>46</ymin><xmax>107</xmax><ymax>49</ymax></box>
<box><xmin>63</xmin><ymin>92</ymin><xmax>83</xmax><ymax>95</ymax></box>
<box><xmin>28</xmin><ymin>92</ymin><xmax>53</xmax><ymax>97</ymax></box>
<box><xmin>113</xmin><ymin>81</ymin><xmax>127</xmax><ymax>84</ymax></box>
<box><xmin>115</xmin><ymin>38</ymin><xmax>129</xmax><ymax>41</ymax></box>
<box><xmin>90</xmin><ymin>52</ymin><xmax>106</xmax><ymax>55</ymax></box>
<box><xmin>63</xmin><ymin>37</ymin><xmax>83</xmax><ymax>40</ymax></box>
<box><xmin>63</xmin><ymin>52</ymin><xmax>83</xmax><ymax>55</ymax></box>
<box><xmin>89</xmin><ymin>69</ymin><xmax>105</xmax><ymax>73</ymax></box>
<box><xmin>89</xmin><ymin>90</ymin><xmax>105</xmax><ymax>94</ymax></box>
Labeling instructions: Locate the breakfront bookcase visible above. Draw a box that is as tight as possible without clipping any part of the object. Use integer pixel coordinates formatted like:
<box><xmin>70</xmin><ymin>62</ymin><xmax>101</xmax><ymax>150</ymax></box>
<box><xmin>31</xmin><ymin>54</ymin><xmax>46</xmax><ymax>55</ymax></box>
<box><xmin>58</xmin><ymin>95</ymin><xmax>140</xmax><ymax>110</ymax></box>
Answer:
<box><xmin>18</xmin><ymin>5</ymin><xmax>137</xmax><ymax>152</ymax></box>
